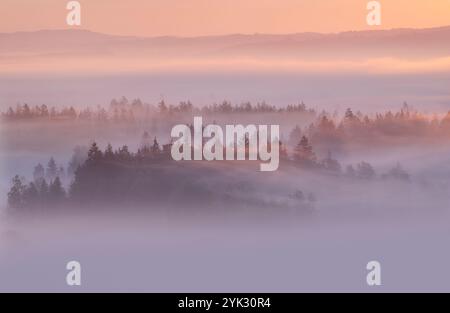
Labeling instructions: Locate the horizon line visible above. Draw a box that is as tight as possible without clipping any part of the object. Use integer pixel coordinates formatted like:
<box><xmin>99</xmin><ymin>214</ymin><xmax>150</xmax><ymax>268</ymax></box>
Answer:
<box><xmin>2</xmin><ymin>24</ymin><xmax>450</xmax><ymax>40</ymax></box>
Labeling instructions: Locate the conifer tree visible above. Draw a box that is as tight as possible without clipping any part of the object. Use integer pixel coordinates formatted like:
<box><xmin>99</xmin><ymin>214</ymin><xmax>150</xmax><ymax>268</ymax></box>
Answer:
<box><xmin>23</xmin><ymin>182</ymin><xmax>39</xmax><ymax>207</ymax></box>
<box><xmin>104</xmin><ymin>143</ymin><xmax>114</xmax><ymax>160</ymax></box>
<box><xmin>46</xmin><ymin>157</ymin><xmax>58</xmax><ymax>182</ymax></box>
<box><xmin>49</xmin><ymin>177</ymin><xmax>66</xmax><ymax>202</ymax></box>
<box><xmin>293</xmin><ymin>136</ymin><xmax>317</xmax><ymax>167</ymax></box>
<box><xmin>7</xmin><ymin>175</ymin><xmax>26</xmax><ymax>208</ymax></box>
<box><xmin>87</xmin><ymin>142</ymin><xmax>103</xmax><ymax>162</ymax></box>
<box><xmin>33</xmin><ymin>163</ymin><xmax>45</xmax><ymax>182</ymax></box>
<box><xmin>151</xmin><ymin>137</ymin><xmax>161</xmax><ymax>155</ymax></box>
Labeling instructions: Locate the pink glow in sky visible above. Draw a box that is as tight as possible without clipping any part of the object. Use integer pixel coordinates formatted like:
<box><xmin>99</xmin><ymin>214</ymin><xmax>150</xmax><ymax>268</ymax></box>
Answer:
<box><xmin>0</xmin><ymin>0</ymin><xmax>449</xmax><ymax>36</ymax></box>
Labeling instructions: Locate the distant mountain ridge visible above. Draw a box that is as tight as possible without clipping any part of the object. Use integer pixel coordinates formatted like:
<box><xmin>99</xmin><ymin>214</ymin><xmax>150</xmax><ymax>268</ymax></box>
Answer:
<box><xmin>1</xmin><ymin>26</ymin><xmax>450</xmax><ymax>60</ymax></box>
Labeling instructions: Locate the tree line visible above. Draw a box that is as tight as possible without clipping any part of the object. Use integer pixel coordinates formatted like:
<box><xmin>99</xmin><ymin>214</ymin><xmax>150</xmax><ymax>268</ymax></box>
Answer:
<box><xmin>7</xmin><ymin>128</ymin><xmax>412</xmax><ymax>212</ymax></box>
<box><xmin>1</xmin><ymin>98</ymin><xmax>316</xmax><ymax>122</ymax></box>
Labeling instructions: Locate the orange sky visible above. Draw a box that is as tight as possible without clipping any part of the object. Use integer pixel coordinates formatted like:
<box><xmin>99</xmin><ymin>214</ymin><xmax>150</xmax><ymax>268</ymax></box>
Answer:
<box><xmin>0</xmin><ymin>0</ymin><xmax>449</xmax><ymax>36</ymax></box>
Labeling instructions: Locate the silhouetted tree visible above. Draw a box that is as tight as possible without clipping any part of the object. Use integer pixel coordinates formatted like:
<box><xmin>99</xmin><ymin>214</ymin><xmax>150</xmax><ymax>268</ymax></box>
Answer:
<box><xmin>49</xmin><ymin>177</ymin><xmax>65</xmax><ymax>202</ymax></box>
<box><xmin>38</xmin><ymin>178</ymin><xmax>49</xmax><ymax>204</ymax></box>
<box><xmin>87</xmin><ymin>142</ymin><xmax>103</xmax><ymax>162</ymax></box>
<box><xmin>440</xmin><ymin>111</ymin><xmax>450</xmax><ymax>131</ymax></box>
<box><xmin>279</xmin><ymin>140</ymin><xmax>289</xmax><ymax>160</ymax></box>
<box><xmin>151</xmin><ymin>137</ymin><xmax>161</xmax><ymax>156</ymax></box>
<box><xmin>288</xmin><ymin>125</ymin><xmax>302</xmax><ymax>146</ymax></box>
<box><xmin>318</xmin><ymin>116</ymin><xmax>336</xmax><ymax>132</ymax></box>
<box><xmin>158</xmin><ymin>100</ymin><xmax>168</xmax><ymax>113</ymax></box>
<box><xmin>356</xmin><ymin>162</ymin><xmax>376</xmax><ymax>180</ymax></box>
<box><xmin>68</xmin><ymin>145</ymin><xmax>88</xmax><ymax>177</ymax></box>
<box><xmin>33</xmin><ymin>163</ymin><xmax>45</xmax><ymax>182</ymax></box>
<box><xmin>117</xmin><ymin>145</ymin><xmax>131</xmax><ymax>160</ymax></box>
<box><xmin>40</xmin><ymin>104</ymin><xmax>49</xmax><ymax>117</ymax></box>
<box><xmin>22</xmin><ymin>103</ymin><xmax>31</xmax><ymax>117</ymax></box>
<box><xmin>290</xmin><ymin>190</ymin><xmax>305</xmax><ymax>201</ymax></box>
<box><xmin>345</xmin><ymin>108</ymin><xmax>355</xmax><ymax>120</ymax></box>
<box><xmin>141</xmin><ymin>132</ymin><xmax>151</xmax><ymax>149</ymax></box>
<box><xmin>382</xmin><ymin>163</ymin><xmax>410</xmax><ymax>182</ymax></box>
<box><xmin>23</xmin><ymin>182</ymin><xmax>39</xmax><ymax>207</ymax></box>
<box><xmin>7</xmin><ymin>175</ymin><xmax>26</xmax><ymax>209</ymax></box>
<box><xmin>46</xmin><ymin>157</ymin><xmax>58</xmax><ymax>182</ymax></box>
<box><xmin>293</xmin><ymin>136</ymin><xmax>317</xmax><ymax>167</ymax></box>
<box><xmin>104</xmin><ymin>143</ymin><xmax>114</xmax><ymax>160</ymax></box>
<box><xmin>58</xmin><ymin>166</ymin><xmax>66</xmax><ymax>181</ymax></box>
<box><xmin>5</xmin><ymin>107</ymin><xmax>14</xmax><ymax>118</ymax></box>
<box><xmin>322</xmin><ymin>151</ymin><xmax>341</xmax><ymax>173</ymax></box>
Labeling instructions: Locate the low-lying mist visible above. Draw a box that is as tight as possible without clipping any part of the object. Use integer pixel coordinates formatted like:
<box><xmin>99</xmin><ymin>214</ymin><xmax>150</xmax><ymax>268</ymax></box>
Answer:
<box><xmin>1</xmin><ymin>101</ymin><xmax>450</xmax><ymax>292</ymax></box>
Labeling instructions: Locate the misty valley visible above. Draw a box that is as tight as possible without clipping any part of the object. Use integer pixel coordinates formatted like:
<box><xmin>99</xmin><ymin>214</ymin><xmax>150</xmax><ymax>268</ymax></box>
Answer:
<box><xmin>1</xmin><ymin>96</ymin><xmax>450</xmax><ymax>293</ymax></box>
<box><xmin>2</xmin><ymin>0</ymin><xmax>450</xmax><ymax>293</ymax></box>
<box><xmin>1</xmin><ymin>98</ymin><xmax>449</xmax><ymax>221</ymax></box>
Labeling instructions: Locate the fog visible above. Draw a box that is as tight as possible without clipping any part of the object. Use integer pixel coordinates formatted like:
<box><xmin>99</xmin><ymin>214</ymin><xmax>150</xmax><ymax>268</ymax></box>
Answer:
<box><xmin>2</xmin><ymin>72</ymin><xmax>450</xmax><ymax>114</ymax></box>
<box><xmin>1</xmin><ymin>106</ymin><xmax>450</xmax><ymax>291</ymax></box>
<box><xmin>2</xmin><ymin>212</ymin><xmax>450</xmax><ymax>292</ymax></box>
<box><xmin>1</xmin><ymin>26</ymin><xmax>450</xmax><ymax>292</ymax></box>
